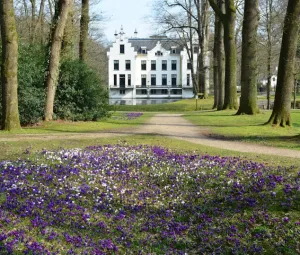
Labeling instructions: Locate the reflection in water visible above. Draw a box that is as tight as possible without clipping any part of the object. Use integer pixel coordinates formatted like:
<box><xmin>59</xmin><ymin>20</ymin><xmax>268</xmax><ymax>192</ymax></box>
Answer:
<box><xmin>109</xmin><ymin>99</ymin><xmax>181</xmax><ymax>105</ymax></box>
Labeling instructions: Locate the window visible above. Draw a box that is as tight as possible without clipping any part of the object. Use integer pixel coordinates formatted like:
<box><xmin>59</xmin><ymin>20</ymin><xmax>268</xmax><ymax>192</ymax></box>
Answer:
<box><xmin>141</xmin><ymin>47</ymin><xmax>147</xmax><ymax>54</ymax></box>
<box><xmin>172</xmin><ymin>60</ymin><xmax>177</xmax><ymax>70</ymax></box>
<box><xmin>172</xmin><ymin>74</ymin><xmax>177</xmax><ymax>87</ymax></box>
<box><xmin>120</xmin><ymin>44</ymin><xmax>125</xmax><ymax>54</ymax></box>
<box><xmin>141</xmin><ymin>60</ymin><xmax>146</xmax><ymax>70</ymax></box>
<box><xmin>151</xmin><ymin>74</ymin><xmax>156</xmax><ymax>86</ymax></box>
<box><xmin>194</xmin><ymin>46</ymin><xmax>199</xmax><ymax>53</ymax></box>
<box><xmin>273</xmin><ymin>77</ymin><xmax>276</xmax><ymax>81</ymax></box>
<box><xmin>187</xmin><ymin>60</ymin><xmax>191</xmax><ymax>70</ymax></box>
<box><xmin>150</xmin><ymin>89</ymin><xmax>157</xmax><ymax>95</ymax></box>
<box><xmin>126</xmin><ymin>60</ymin><xmax>131</xmax><ymax>70</ymax></box>
<box><xmin>128</xmin><ymin>74</ymin><xmax>131</xmax><ymax>86</ymax></box>
<box><xmin>151</xmin><ymin>60</ymin><xmax>156</xmax><ymax>70</ymax></box>
<box><xmin>162</xmin><ymin>74</ymin><xmax>167</xmax><ymax>86</ymax></box>
<box><xmin>120</xmin><ymin>89</ymin><xmax>125</xmax><ymax>95</ymax></box>
<box><xmin>155</xmin><ymin>51</ymin><xmax>163</xmax><ymax>56</ymax></box>
<box><xmin>141</xmin><ymin>74</ymin><xmax>147</xmax><ymax>87</ymax></box>
<box><xmin>171</xmin><ymin>47</ymin><xmax>177</xmax><ymax>54</ymax></box>
<box><xmin>162</xmin><ymin>89</ymin><xmax>168</xmax><ymax>95</ymax></box>
<box><xmin>142</xmin><ymin>89</ymin><xmax>147</xmax><ymax>95</ymax></box>
<box><xmin>162</xmin><ymin>60</ymin><xmax>167</xmax><ymax>70</ymax></box>
<box><xmin>187</xmin><ymin>74</ymin><xmax>190</xmax><ymax>86</ymax></box>
<box><xmin>114</xmin><ymin>74</ymin><xmax>117</xmax><ymax>86</ymax></box>
<box><xmin>119</xmin><ymin>74</ymin><xmax>125</xmax><ymax>88</ymax></box>
<box><xmin>114</xmin><ymin>60</ymin><xmax>119</xmax><ymax>70</ymax></box>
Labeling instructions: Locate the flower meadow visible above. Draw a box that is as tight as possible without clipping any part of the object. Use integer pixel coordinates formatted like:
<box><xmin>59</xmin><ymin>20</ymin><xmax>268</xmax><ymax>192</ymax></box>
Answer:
<box><xmin>0</xmin><ymin>145</ymin><xmax>299</xmax><ymax>254</ymax></box>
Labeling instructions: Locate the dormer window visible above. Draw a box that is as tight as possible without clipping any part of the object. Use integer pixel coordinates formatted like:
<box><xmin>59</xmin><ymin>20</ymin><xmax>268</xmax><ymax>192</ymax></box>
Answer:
<box><xmin>155</xmin><ymin>51</ymin><xmax>163</xmax><ymax>56</ymax></box>
<box><xmin>171</xmin><ymin>47</ymin><xmax>177</xmax><ymax>54</ymax></box>
<box><xmin>141</xmin><ymin>46</ymin><xmax>147</xmax><ymax>54</ymax></box>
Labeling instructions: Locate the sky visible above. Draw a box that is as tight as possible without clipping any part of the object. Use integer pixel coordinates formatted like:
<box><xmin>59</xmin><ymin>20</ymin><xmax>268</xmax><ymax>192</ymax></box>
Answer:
<box><xmin>94</xmin><ymin>0</ymin><xmax>154</xmax><ymax>43</ymax></box>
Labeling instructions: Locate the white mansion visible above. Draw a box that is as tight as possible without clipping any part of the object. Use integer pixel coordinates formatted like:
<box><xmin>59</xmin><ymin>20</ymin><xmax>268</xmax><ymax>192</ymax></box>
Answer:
<box><xmin>107</xmin><ymin>29</ymin><xmax>197</xmax><ymax>101</ymax></box>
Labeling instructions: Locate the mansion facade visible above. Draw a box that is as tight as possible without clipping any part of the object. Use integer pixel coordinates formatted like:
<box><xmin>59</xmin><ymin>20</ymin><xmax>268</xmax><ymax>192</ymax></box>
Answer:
<box><xmin>107</xmin><ymin>30</ymin><xmax>197</xmax><ymax>100</ymax></box>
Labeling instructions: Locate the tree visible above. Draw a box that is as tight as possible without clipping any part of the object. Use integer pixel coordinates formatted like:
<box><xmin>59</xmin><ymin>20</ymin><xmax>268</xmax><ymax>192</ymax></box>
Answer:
<box><xmin>212</xmin><ymin>0</ymin><xmax>225</xmax><ymax>110</ymax></box>
<box><xmin>61</xmin><ymin>0</ymin><xmax>75</xmax><ymax>60</ymax></box>
<box><xmin>266</xmin><ymin>0</ymin><xmax>300</xmax><ymax>126</ymax></box>
<box><xmin>151</xmin><ymin>0</ymin><xmax>211</xmax><ymax>97</ymax></box>
<box><xmin>44</xmin><ymin>0</ymin><xmax>70</xmax><ymax>121</ymax></box>
<box><xmin>0</xmin><ymin>0</ymin><xmax>21</xmax><ymax>130</ymax></box>
<box><xmin>79</xmin><ymin>0</ymin><xmax>89</xmax><ymax>62</ymax></box>
<box><xmin>236</xmin><ymin>0</ymin><xmax>259</xmax><ymax>115</ymax></box>
<box><xmin>209</xmin><ymin>0</ymin><xmax>238</xmax><ymax>109</ymax></box>
<box><xmin>258</xmin><ymin>0</ymin><xmax>286</xmax><ymax>110</ymax></box>
<box><xmin>196</xmin><ymin>0</ymin><xmax>210</xmax><ymax>98</ymax></box>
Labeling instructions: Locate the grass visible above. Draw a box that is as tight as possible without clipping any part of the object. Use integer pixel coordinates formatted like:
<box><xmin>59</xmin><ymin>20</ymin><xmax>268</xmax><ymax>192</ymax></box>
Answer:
<box><xmin>112</xmin><ymin>98</ymin><xmax>214</xmax><ymax>112</ymax></box>
<box><xmin>0</xmin><ymin>112</ymin><xmax>153</xmax><ymax>136</ymax></box>
<box><xmin>1</xmin><ymin>134</ymin><xmax>299</xmax><ymax>168</ymax></box>
<box><xmin>184</xmin><ymin>110</ymin><xmax>300</xmax><ymax>150</ymax></box>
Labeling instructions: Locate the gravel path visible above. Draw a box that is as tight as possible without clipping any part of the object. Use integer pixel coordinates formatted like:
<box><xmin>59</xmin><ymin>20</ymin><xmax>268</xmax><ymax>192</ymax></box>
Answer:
<box><xmin>1</xmin><ymin>113</ymin><xmax>299</xmax><ymax>158</ymax></box>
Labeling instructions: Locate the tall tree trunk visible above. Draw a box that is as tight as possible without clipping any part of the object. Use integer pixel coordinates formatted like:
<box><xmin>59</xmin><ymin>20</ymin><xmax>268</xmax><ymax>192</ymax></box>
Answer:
<box><xmin>266</xmin><ymin>0</ymin><xmax>273</xmax><ymax>110</ymax></box>
<box><xmin>223</xmin><ymin>0</ymin><xmax>237</xmax><ymax>109</ymax></box>
<box><xmin>29</xmin><ymin>0</ymin><xmax>36</xmax><ymax>43</ymax></box>
<box><xmin>267</xmin><ymin>0</ymin><xmax>300</xmax><ymax>126</ymax></box>
<box><xmin>197</xmin><ymin>0</ymin><xmax>210</xmax><ymax>98</ymax></box>
<box><xmin>188</xmin><ymin>0</ymin><xmax>198</xmax><ymax>95</ymax></box>
<box><xmin>217</xmin><ymin>0</ymin><xmax>225</xmax><ymax>110</ymax></box>
<box><xmin>213</xmin><ymin>10</ymin><xmax>219</xmax><ymax>109</ymax></box>
<box><xmin>48</xmin><ymin>0</ymin><xmax>53</xmax><ymax>20</ymax></box>
<box><xmin>79</xmin><ymin>0</ymin><xmax>89</xmax><ymax>62</ymax></box>
<box><xmin>236</xmin><ymin>0</ymin><xmax>259</xmax><ymax>115</ymax></box>
<box><xmin>0</xmin><ymin>0</ymin><xmax>21</xmax><ymax>130</ymax></box>
<box><xmin>202</xmin><ymin>0</ymin><xmax>210</xmax><ymax>98</ymax></box>
<box><xmin>61</xmin><ymin>0</ymin><xmax>74</xmax><ymax>60</ymax></box>
<box><xmin>44</xmin><ymin>0</ymin><xmax>70</xmax><ymax>121</ymax></box>
<box><xmin>209</xmin><ymin>0</ymin><xmax>238</xmax><ymax>109</ymax></box>
<box><xmin>33</xmin><ymin>0</ymin><xmax>45</xmax><ymax>44</ymax></box>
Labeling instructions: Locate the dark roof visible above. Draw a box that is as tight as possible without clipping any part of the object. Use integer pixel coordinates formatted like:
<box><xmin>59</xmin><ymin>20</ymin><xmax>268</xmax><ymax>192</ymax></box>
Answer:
<box><xmin>128</xmin><ymin>38</ymin><xmax>184</xmax><ymax>54</ymax></box>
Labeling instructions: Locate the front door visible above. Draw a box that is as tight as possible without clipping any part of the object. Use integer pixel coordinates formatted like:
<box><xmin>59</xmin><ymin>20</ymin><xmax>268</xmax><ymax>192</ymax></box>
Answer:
<box><xmin>120</xmin><ymin>75</ymin><xmax>125</xmax><ymax>88</ymax></box>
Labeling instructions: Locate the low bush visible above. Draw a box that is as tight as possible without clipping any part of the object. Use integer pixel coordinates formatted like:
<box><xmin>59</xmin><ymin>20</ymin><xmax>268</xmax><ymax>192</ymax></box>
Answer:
<box><xmin>55</xmin><ymin>60</ymin><xmax>111</xmax><ymax>121</ymax></box>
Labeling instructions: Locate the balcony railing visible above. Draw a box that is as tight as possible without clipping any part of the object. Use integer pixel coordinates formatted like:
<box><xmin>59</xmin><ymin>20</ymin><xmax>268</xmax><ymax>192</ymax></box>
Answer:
<box><xmin>109</xmin><ymin>85</ymin><xmax>133</xmax><ymax>89</ymax></box>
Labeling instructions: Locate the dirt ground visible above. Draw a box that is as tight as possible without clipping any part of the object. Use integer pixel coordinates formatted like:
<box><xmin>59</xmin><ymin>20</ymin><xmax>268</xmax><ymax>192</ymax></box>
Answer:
<box><xmin>1</xmin><ymin>114</ymin><xmax>299</xmax><ymax>158</ymax></box>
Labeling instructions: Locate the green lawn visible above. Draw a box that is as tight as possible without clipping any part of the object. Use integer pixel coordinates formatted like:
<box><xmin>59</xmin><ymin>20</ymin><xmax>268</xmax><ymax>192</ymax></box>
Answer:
<box><xmin>185</xmin><ymin>110</ymin><xmax>300</xmax><ymax>150</ymax></box>
<box><xmin>0</xmin><ymin>112</ymin><xmax>153</xmax><ymax>136</ymax></box>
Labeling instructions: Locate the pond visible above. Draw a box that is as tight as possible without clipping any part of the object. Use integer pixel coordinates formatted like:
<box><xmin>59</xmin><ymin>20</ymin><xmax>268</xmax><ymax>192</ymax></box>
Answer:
<box><xmin>109</xmin><ymin>98</ymin><xmax>181</xmax><ymax>105</ymax></box>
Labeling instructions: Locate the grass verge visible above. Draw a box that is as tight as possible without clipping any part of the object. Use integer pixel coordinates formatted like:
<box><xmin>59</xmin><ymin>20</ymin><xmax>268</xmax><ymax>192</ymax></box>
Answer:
<box><xmin>184</xmin><ymin>110</ymin><xmax>300</xmax><ymax>150</ymax></box>
<box><xmin>0</xmin><ymin>112</ymin><xmax>153</xmax><ymax>136</ymax></box>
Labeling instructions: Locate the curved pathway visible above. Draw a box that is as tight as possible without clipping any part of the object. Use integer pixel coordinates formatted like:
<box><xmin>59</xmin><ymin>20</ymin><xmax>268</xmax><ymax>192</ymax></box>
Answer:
<box><xmin>0</xmin><ymin>114</ymin><xmax>299</xmax><ymax>158</ymax></box>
